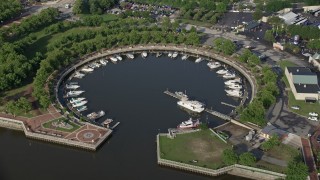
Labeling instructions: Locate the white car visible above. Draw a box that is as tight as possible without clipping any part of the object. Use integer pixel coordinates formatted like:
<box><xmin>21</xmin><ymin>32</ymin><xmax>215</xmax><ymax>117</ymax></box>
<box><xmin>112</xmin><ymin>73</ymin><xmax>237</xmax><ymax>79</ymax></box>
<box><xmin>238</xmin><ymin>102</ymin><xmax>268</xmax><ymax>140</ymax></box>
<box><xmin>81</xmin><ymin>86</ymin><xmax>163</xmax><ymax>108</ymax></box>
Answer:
<box><xmin>308</xmin><ymin>117</ymin><xmax>318</xmax><ymax>121</ymax></box>
<box><xmin>291</xmin><ymin>106</ymin><xmax>300</xmax><ymax>110</ymax></box>
<box><xmin>309</xmin><ymin>112</ymin><xmax>318</xmax><ymax>117</ymax></box>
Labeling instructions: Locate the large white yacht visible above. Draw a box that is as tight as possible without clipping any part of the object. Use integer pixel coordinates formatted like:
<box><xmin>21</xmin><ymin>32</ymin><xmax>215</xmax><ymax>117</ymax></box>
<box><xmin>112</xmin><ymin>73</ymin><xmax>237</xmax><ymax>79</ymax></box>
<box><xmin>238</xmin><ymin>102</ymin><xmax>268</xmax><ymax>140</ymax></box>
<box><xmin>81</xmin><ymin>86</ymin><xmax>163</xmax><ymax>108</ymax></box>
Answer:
<box><xmin>177</xmin><ymin>100</ymin><xmax>205</xmax><ymax>113</ymax></box>
<box><xmin>225</xmin><ymin>89</ymin><xmax>242</xmax><ymax>98</ymax></box>
<box><xmin>67</xmin><ymin>90</ymin><xmax>85</xmax><ymax>97</ymax></box>
<box><xmin>87</xmin><ymin>110</ymin><xmax>105</xmax><ymax>121</ymax></box>
<box><xmin>228</xmin><ymin>84</ymin><xmax>242</xmax><ymax>89</ymax></box>
<box><xmin>100</xmin><ymin>59</ymin><xmax>107</xmax><ymax>65</ymax></box>
<box><xmin>177</xmin><ymin>118</ymin><xmax>200</xmax><ymax>129</ymax></box>
<box><xmin>168</xmin><ymin>52</ymin><xmax>173</xmax><ymax>58</ymax></box>
<box><xmin>72</xmin><ymin>100</ymin><xmax>88</xmax><ymax>108</ymax></box>
<box><xmin>207</xmin><ymin>62</ymin><xmax>221</xmax><ymax>69</ymax></box>
<box><xmin>225</xmin><ymin>79</ymin><xmax>241</xmax><ymax>86</ymax></box>
<box><xmin>223</xmin><ymin>72</ymin><xmax>236</xmax><ymax>79</ymax></box>
<box><xmin>77</xmin><ymin>106</ymin><xmax>87</xmax><ymax>112</ymax></box>
<box><xmin>216</xmin><ymin>69</ymin><xmax>229</xmax><ymax>75</ymax></box>
<box><xmin>65</xmin><ymin>84</ymin><xmax>80</xmax><ymax>90</ymax></box>
<box><xmin>70</xmin><ymin>97</ymin><xmax>86</xmax><ymax>104</ymax></box>
<box><xmin>81</xmin><ymin>67</ymin><xmax>94</xmax><ymax>73</ymax></box>
<box><xmin>175</xmin><ymin>91</ymin><xmax>188</xmax><ymax>99</ymax></box>
<box><xmin>74</xmin><ymin>72</ymin><xmax>85</xmax><ymax>79</ymax></box>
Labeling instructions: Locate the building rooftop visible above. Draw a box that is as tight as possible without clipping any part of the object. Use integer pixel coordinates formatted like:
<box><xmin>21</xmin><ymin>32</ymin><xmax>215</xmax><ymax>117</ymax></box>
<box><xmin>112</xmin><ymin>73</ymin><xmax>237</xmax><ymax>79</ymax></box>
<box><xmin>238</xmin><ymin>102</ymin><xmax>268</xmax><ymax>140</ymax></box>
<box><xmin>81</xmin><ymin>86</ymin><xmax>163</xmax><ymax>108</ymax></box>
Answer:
<box><xmin>294</xmin><ymin>84</ymin><xmax>320</xmax><ymax>94</ymax></box>
<box><xmin>261</xmin><ymin>125</ymin><xmax>287</xmax><ymax>137</ymax></box>
<box><xmin>312</xmin><ymin>52</ymin><xmax>320</xmax><ymax>60</ymax></box>
<box><xmin>287</xmin><ymin>67</ymin><xmax>313</xmax><ymax>75</ymax></box>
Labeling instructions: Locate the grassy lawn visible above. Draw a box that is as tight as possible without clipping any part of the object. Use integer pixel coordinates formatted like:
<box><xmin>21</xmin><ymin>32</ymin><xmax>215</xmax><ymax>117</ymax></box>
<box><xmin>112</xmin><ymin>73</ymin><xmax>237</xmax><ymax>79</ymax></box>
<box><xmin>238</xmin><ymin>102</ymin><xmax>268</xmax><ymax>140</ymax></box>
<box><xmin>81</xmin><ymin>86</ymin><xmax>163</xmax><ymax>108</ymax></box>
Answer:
<box><xmin>80</xmin><ymin>13</ymin><xmax>119</xmax><ymax>22</ymax></box>
<box><xmin>159</xmin><ymin>129</ymin><xmax>232</xmax><ymax>169</ymax></box>
<box><xmin>0</xmin><ymin>83</ymin><xmax>32</xmax><ymax>112</ymax></box>
<box><xmin>177</xmin><ymin>19</ymin><xmax>213</xmax><ymax>28</ymax></box>
<box><xmin>42</xmin><ymin>118</ymin><xmax>81</xmax><ymax>133</ymax></box>
<box><xmin>278</xmin><ymin>60</ymin><xmax>320</xmax><ymax>116</ymax></box>
<box><xmin>256</xmin><ymin>143</ymin><xmax>300</xmax><ymax>173</ymax></box>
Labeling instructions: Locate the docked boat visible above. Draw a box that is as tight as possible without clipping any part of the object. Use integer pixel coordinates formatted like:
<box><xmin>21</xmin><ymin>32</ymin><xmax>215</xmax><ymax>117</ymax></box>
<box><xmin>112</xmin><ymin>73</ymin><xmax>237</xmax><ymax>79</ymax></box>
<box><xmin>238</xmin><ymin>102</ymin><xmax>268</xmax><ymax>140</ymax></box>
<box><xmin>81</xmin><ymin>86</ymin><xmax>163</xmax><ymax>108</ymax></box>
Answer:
<box><xmin>93</xmin><ymin>62</ymin><xmax>100</xmax><ymax>68</ymax></box>
<box><xmin>225</xmin><ymin>79</ymin><xmax>242</xmax><ymax>85</ymax></box>
<box><xmin>74</xmin><ymin>72</ymin><xmax>85</xmax><ymax>79</ymax></box>
<box><xmin>72</xmin><ymin>100</ymin><xmax>88</xmax><ymax>108</ymax></box>
<box><xmin>207</xmin><ymin>62</ymin><xmax>221</xmax><ymax>69</ymax></box>
<box><xmin>126</xmin><ymin>53</ymin><xmax>134</xmax><ymax>59</ymax></box>
<box><xmin>66</xmin><ymin>84</ymin><xmax>80</xmax><ymax>90</ymax></box>
<box><xmin>81</xmin><ymin>67</ymin><xmax>94</xmax><ymax>73</ymax></box>
<box><xmin>223</xmin><ymin>73</ymin><xmax>236</xmax><ymax>79</ymax></box>
<box><xmin>216</xmin><ymin>69</ymin><xmax>229</xmax><ymax>75</ymax></box>
<box><xmin>87</xmin><ymin>110</ymin><xmax>105</xmax><ymax>120</ymax></box>
<box><xmin>70</xmin><ymin>97</ymin><xmax>86</xmax><ymax>104</ymax></box>
<box><xmin>142</xmin><ymin>51</ymin><xmax>148</xmax><ymax>58</ymax></box>
<box><xmin>177</xmin><ymin>100</ymin><xmax>205</xmax><ymax>113</ymax></box>
<box><xmin>156</xmin><ymin>52</ymin><xmax>162</xmax><ymax>57</ymax></box>
<box><xmin>168</xmin><ymin>52</ymin><xmax>173</xmax><ymax>58</ymax></box>
<box><xmin>195</xmin><ymin>57</ymin><xmax>203</xmax><ymax>63</ymax></box>
<box><xmin>172</xmin><ymin>52</ymin><xmax>178</xmax><ymax>58</ymax></box>
<box><xmin>177</xmin><ymin>118</ymin><xmax>200</xmax><ymax>129</ymax></box>
<box><xmin>175</xmin><ymin>91</ymin><xmax>188</xmax><ymax>99</ymax></box>
<box><xmin>88</xmin><ymin>64</ymin><xmax>96</xmax><ymax>69</ymax></box>
<box><xmin>228</xmin><ymin>84</ymin><xmax>242</xmax><ymax>89</ymax></box>
<box><xmin>67</xmin><ymin>90</ymin><xmax>84</xmax><ymax>97</ymax></box>
<box><xmin>225</xmin><ymin>89</ymin><xmax>242</xmax><ymax>98</ymax></box>
<box><xmin>100</xmin><ymin>59</ymin><xmax>107</xmax><ymax>66</ymax></box>
<box><xmin>102</xmin><ymin>119</ymin><xmax>113</xmax><ymax>126</ymax></box>
<box><xmin>116</xmin><ymin>55</ymin><xmax>122</xmax><ymax>61</ymax></box>
<box><xmin>181</xmin><ymin>54</ymin><xmax>189</xmax><ymax>60</ymax></box>
<box><xmin>110</xmin><ymin>56</ymin><xmax>118</xmax><ymax>63</ymax></box>
<box><xmin>77</xmin><ymin>106</ymin><xmax>87</xmax><ymax>112</ymax></box>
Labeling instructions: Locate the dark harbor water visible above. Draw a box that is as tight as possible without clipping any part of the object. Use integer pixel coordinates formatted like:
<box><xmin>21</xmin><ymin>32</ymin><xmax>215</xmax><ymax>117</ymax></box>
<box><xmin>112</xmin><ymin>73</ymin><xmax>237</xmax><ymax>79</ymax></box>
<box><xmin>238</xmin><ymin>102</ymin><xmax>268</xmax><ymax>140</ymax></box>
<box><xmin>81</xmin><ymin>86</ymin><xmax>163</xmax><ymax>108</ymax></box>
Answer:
<box><xmin>0</xmin><ymin>54</ymin><xmax>249</xmax><ymax>180</ymax></box>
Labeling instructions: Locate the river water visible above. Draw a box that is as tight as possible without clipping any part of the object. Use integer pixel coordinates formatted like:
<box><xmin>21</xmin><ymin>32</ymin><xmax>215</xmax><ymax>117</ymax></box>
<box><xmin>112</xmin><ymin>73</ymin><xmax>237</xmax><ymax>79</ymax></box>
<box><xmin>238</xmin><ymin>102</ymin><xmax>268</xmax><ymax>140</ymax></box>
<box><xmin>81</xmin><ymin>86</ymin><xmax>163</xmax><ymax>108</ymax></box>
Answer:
<box><xmin>0</xmin><ymin>54</ymin><xmax>248</xmax><ymax>180</ymax></box>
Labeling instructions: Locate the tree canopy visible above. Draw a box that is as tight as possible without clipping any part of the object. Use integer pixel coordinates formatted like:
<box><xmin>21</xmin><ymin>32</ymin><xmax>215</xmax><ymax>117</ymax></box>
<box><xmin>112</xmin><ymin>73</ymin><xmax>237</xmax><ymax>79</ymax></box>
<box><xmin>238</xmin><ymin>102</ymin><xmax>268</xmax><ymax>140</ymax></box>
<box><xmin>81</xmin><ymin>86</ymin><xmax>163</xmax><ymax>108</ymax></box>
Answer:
<box><xmin>73</xmin><ymin>0</ymin><xmax>117</xmax><ymax>14</ymax></box>
<box><xmin>0</xmin><ymin>0</ymin><xmax>22</xmax><ymax>22</ymax></box>
<box><xmin>239</xmin><ymin>152</ymin><xmax>256</xmax><ymax>166</ymax></box>
<box><xmin>222</xmin><ymin>149</ymin><xmax>238</xmax><ymax>165</ymax></box>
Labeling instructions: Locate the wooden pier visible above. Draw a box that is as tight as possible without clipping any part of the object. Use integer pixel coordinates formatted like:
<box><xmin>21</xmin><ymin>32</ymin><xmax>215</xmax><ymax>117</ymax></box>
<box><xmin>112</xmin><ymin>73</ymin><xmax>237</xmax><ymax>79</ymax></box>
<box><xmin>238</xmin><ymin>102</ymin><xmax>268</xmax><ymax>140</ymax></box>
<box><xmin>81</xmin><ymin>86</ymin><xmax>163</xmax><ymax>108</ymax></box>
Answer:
<box><xmin>163</xmin><ymin>90</ymin><xmax>181</xmax><ymax>100</ymax></box>
<box><xmin>111</xmin><ymin>122</ymin><xmax>120</xmax><ymax>130</ymax></box>
<box><xmin>205</xmin><ymin>108</ymin><xmax>232</xmax><ymax>121</ymax></box>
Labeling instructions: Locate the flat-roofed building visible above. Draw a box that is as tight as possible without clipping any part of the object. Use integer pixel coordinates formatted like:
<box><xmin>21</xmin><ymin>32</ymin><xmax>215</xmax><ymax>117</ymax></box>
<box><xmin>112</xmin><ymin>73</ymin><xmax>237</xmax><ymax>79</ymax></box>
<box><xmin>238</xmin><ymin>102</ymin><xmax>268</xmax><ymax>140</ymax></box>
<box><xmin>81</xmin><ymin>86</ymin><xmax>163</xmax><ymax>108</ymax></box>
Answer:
<box><xmin>285</xmin><ymin>66</ymin><xmax>320</xmax><ymax>101</ymax></box>
<box><xmin>309</xmin><ymin>52</ymin><xmax>320</xmax><ymax>71</ymax></box>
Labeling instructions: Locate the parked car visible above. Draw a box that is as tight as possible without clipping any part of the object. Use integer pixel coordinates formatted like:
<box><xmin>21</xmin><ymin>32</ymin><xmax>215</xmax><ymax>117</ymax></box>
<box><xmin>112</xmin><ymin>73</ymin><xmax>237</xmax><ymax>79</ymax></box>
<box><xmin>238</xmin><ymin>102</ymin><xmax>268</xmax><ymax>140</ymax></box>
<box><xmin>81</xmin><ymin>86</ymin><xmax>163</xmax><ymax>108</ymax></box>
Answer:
<box><xmin>291</xmin><ymin>106</ymin><xmax>300</xmax><ymax>110</ymax></box>
<box><xmin>309</xmin><ymin>112</ymin><xmax>318</xmax><ymax>117</ymax></box>
<box><xmin>308</xmin><ymin>117</ymin><xmax>318</xmax><ymax>121</ymax></box>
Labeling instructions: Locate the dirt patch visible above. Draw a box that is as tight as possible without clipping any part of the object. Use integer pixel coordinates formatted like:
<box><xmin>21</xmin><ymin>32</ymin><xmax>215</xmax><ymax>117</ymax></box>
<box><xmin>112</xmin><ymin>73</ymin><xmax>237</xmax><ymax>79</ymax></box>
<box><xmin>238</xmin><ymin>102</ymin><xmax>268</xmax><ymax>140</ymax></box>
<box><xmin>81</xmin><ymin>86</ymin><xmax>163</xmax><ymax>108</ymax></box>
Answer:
<box><xmin>188</xmin><ymin>138</ymin><xmax>221</xmax><ymax>161</ymax></box>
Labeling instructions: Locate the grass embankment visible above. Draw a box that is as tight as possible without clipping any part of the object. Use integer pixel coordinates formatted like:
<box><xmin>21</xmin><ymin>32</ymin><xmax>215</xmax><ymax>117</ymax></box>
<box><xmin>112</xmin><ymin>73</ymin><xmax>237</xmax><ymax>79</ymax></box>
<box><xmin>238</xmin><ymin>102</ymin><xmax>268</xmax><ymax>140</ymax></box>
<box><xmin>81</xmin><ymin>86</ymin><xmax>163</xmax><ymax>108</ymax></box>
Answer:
<box><xmin>42</xmin><ymin>118</ymin><xmax>80</xmax><ymax>133</ymax></box>
<box><xmin>177</xmin><ymin>19</ymin><xmax>213</xmax><ymax>28</ymax></box>
<box><xmin>278</xmin><ymin>60</ymin><xmax>320</xmax><ymax>116</ymax></box>
<box><xmin>159</xmin><ymin>129</ymin><xmax>231</xmax><ymax>169</ymax></box>
<box><xmin>80</xmin><ymin>14</ymin><xmax>119</xmax><ymax>22</ymax></box>
<box><xmin>257</xmin><ymin>143</ymin><xmax>300</xmax><ymax>174</ymax></box>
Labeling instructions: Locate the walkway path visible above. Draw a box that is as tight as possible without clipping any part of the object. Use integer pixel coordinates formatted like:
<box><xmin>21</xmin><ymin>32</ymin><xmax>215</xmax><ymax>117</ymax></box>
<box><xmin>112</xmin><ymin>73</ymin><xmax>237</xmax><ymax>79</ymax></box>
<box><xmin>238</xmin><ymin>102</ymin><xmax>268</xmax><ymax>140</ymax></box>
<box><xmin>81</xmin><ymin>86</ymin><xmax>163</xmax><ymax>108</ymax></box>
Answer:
<box><xmin>301</xmin><ymin>138</ymin><xmax>318</xmax><ymax>180</ymax></box>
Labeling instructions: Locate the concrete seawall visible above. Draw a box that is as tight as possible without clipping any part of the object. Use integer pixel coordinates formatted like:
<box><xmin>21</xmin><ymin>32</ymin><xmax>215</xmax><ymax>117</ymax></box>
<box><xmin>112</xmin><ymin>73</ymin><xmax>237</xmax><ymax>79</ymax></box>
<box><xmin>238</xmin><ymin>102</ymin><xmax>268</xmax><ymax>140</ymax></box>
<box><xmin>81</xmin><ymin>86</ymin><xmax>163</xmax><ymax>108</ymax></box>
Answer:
<box><xmin>157</xmin><ymin>134</ymin><xmax>286</xmax><ymax>180</ymax></box>
<box><xmin>0</xmin><ymin>117</ymin><xmax>111</xmax><ymax>151</ymax></box>
<box><xmin>55</xmin><ymin>45</ymin><xmax>257</xmax><ymax>113</ymax></box>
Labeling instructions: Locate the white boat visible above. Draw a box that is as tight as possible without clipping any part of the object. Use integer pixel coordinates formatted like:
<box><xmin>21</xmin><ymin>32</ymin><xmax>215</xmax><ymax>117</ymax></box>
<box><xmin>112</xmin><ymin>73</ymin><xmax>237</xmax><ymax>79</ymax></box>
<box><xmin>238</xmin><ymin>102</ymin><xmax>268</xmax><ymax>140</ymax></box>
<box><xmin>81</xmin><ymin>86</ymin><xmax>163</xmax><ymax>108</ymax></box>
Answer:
<box><xmin>100</xmin><ymin>59</ymin><xmax>107</xmax><ymax>65</ymax></box>
<box><xmin>172</xmin><ymin>52</ymin><xmax>178</xmax><ymax>58</ymax></box>
<box><xmin>309</xmin><ymin>112</ymin><xmax>319</xmax><ymax>117</ymax></box>
<box><xmin>207</xmin><ymin>62</ymin><xmax>221</xmax><ymax>69</ymax></box>
<box><xmin>110</xmin><ymin>56</ymin><xmax>118</xmax><ymax>63</ymax></box>
<box><xmin>70</xmin><ymin>97</ymin><xmax>86</xmax><ymax>104</ymax></box>
<box><xmin>77</xmin><ymin>106</ymin><xmax>87</xmax><ymax>112</ymax></box>
<box><xmin>168</xmin><ymin>52</ymin><xmax>173</xmax><ymax>58</ymax></box>
<box><xmin>116</xmin><ymin>55</ymin><xmax>122</xmax><ymax>61</ymax></box>
<box><xmin>177</xmin><ymin>118</ymin><xmax>200</xmax><ymax>129</ymax></box>
<box><xmin>74</xmin><ymin>72</ymin><xmax>85</xmax><ymax>79</ymax></box>
<box><xmin>223</xmin><ymin>73</ymin><xmax>236</xmax><ymax>79</ymax></box>
<box><xmin>177</xmin><ymin>100</ymin><xmax>205</xmax><ymax>113</ymax></box>
<box><xmin>142</xmin><ymin>51</ymin><xmax>147</xmax><ymax>58</ymax></box>
<box><xmin>67</xmin><ymin>90</ymin><xmax>85</xmax><ymax>97</ymax></box>
<box><xmin>81</xmin><ymin>67</ymin><xmax>94</xmax><ymax>73</ymax></box>
<box><xmin>225</xmin><ymin>89</ymin><xmax>242</xmax><ymax>98</ymax></box>
<box><xmin>181</xmin><ymin>54</ymin><xmax>189</xmax><ymax>60</ymax></box>
<box><xmin>156</xmin><ymin>52</ymin><xmax>162</xmax><ymax>57</ymax></box>
<box><xmin>66</xmin><ymin>84</ymin><xmax>80</xmax><ymax>89</ymax></box>
<box><xmin>126</xmin><ymin>53</ymin><xmax>134</xmax><ymax>59</ymax></box>
<box><xmin>72</xmin><ymin>100</ymin><xmax>88</xmax><ymax>108</ymax></box>
<box><xmin>87</xmin><ymin>110</ymin><xmax>105</xmax><ymax>120</ymax></box>
<box><xmin>228</xmin><ymin>84</ymin><xmax>242</xmax><ymax>89</ymax></box>
<box><xmin>225</xmin><ymin>79</ymin><xmax>242</xmax><ymax>85</ymax></box>
<box><xmin>93</xmin><ymin>62</ymin><xmax>100</xmax><ymax>68</ymax></box>
<box><xmin>308</xmin><ymin>117</ymin><xmax>318</xmax><ymax>121</ymax></box>
<box><xmin>216</xmin><ymin>69</ymin><xmax>229</xmax><ymax>75</ymax></box>
<box><xmin>175</xmin><ymin>91</ymin><xmax>188</xmax><ymax>99</ymax></box>
<box><xmin>88</xmin><ymin>64</ymin><xmax>96</xmax><ymax>69</ymax></box>
<box><xmin>195</xmin><ymin>57</ymin><xmax>203</xmax><ymax>63</ymax></box>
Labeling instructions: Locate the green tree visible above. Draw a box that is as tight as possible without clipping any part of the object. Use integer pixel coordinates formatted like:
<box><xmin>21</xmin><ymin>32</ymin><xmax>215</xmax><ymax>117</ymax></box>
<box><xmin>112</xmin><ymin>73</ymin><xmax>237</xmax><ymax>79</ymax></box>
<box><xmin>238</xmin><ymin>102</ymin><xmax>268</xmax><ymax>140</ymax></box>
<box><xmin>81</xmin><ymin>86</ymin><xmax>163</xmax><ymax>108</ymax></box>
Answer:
<box><xmin>247</xmin><ymin>54</ymin><xmax>260</xmax><ymax>66</ymax></box>
<box><xmin>73</xmin><ymin>0</ymin><xmax>87</xmax><ymax>14</ymax></box>
<box><xmin>17</xmin><ymin>97</ymin><xmax>32</xmax><ymax>114</ymax></box>
<box><xmin>264</xmin><ymin>30</ymin><xmax>276</xmax><ymax>43</ymax></box>
<box><xmin>240</xmin><ymin>99</ymin><xmax>266</xmax><ymax>126</ymax></box>
<box><xmin>239</xmin><ymin>49</ymin><xmax>252</xmax><ymax>63</ymax></box>
<box><xmin>5</xmin><ymin>101</ymin><xmax>18</xmax><ymax>116</ymax></box>
<box><xmin>239</xmin><ymin>152</ymin><xmax>256</xmax><ymax>166</ymax></box>
<box><xmin>222</xmin><ymin>39</ymin><xmax>236</xmax><ymax>55</ymax></box>
<box><xmin>222</xmin><ymin>149</ymin><xmax>238</xmax><ymax>165</ymax></box>
<box><xmin>253</xmin><ymin>9</ymin><xmax>263</xmax><ymax>21</ymax></box>
<box><xmin>261</xmin><ymin>134</ymin><xmax>281</xmax><ymax>151</ymax></box>
<box><xmin>286</xmin><ymin>160</ymin><xmax>308</xmax><ymax>180</ymax></box>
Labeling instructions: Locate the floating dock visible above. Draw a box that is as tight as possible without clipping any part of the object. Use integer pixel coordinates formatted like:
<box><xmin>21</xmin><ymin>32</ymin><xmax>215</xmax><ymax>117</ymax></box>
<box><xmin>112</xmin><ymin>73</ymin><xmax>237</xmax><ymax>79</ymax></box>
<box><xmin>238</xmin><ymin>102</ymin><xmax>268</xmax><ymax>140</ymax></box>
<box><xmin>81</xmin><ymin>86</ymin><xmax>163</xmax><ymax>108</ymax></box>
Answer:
<box><xmin>111</xmin><ymin>122</ymin><xmax>120</xmax><ymax>130</ymax></box>
<box><xmin>163</xmin><ymin>90</ymin><xmax>181</xmax><ymax>100</ymax></box>
<box><xmin>205</xmin><ymin>108</ymin><xmax>232</xmax><ymax>121</ymax></box>
<box><xmin>221</xmin><ymin>102</ymin><xmax>236</xmax><ymax>108</ymax></box>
